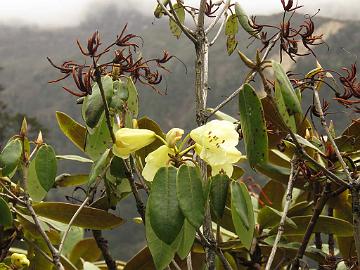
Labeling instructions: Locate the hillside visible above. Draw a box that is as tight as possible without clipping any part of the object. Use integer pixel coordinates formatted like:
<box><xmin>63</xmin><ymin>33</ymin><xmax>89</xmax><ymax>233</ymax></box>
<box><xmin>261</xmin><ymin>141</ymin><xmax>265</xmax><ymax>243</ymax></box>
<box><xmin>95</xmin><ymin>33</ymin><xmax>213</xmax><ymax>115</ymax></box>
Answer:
<box><xmin>0</xmin><ymin>4</ymin><xmax>359</xmax><ymax>260</ymax></box>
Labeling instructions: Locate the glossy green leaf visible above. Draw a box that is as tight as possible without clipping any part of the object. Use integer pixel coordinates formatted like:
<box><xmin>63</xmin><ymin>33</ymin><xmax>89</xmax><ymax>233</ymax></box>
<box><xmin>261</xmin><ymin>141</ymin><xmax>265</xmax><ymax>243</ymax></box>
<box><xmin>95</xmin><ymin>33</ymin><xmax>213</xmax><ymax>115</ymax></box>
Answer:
<box><xmin>226</xmin><ymin>35</ymin><xmax>237</xmax><ymax>56</ymax></box>
<box><xmin>85</xmin><ymin>114</ymin><xmax>112</xmax><ymax>160</ymax></box>
<box><xmin>238</xmin><ymin>83</ymin><xmax>268</xmax><ymax>167</ymax></box>
<box><xmin>225</xmin><ymin>14</ymin><xmax>239</xmax><ymax>36</ymax></box>
<box><xmin>32</xmin><ymin>202</ymin><xmax>124</xmax><ymax>230</ymax></box>
<box><xmin>35</xmin><ymin>144</ymin><xmax>57</xmax><ymax>191</ymax></box>
<box><xmin>0</xmin><ymin>197</ymin><xmax>12</xmax><ymax>228</ymax></box>
<box><xmin>255</xmin><ymin>162</ymin><xmax>291</xmax><ymax>186</ymax></box>
<box><xmin>169</xmin><ymin>3</ymin><xmax>185</xmax><ymax>39</ymax></box>
<box><xmin>272</xmin><ymin>61</ymin><xmax>302</xmax><ymax>115</ymax></box>
<box><xmin>176</xmin><ymin>165</ymin><xmax>205</xmax><ymax>229</ymax></box>
<box><xmin>274</xmin><ymin>80</ymin><xmax>296</xmax><ymax>132</ymax></box>
<box><xmin>55</xmin><ymin>174</ymin><xmax>88</xmax><ymax>187</ymax></box>
<box><xmin>69</xmin><ymin>238</ymin><xmax>101</xmax><ymax>267</ymax></box>
<box><xmin>145</xmin><ymin>207</ymin><xmax>175</xmax><ymax>270</ymax></box>
<box><xmin>82</xmin><ymin>75</ymin><xmax>114</xmax><ymax>128</ymax></box>
<box><xmin>231</xmin><ymin>181</ymin><xmax>255</xmax><ymax>250</ymax></box>
<box><xmin>269</xmin><ymin>215</ymin><xmax>354</xmax><ymax>237</ymax></box>
<box><xmin>257</xmin><ymin>206</ymin><xmax>297</xmax><ymax>230</ymax></box>
<box><xmin>88</xmin><ymin>149</ymin><xmax>112</xmax><ymax>186</ymax></box>
<box><xmin>27</xmin><ymin>160</ymin><xmax>47</xmax><ymax>201</ymax></box>
<box><xmin>29</xmin><ymin>239</ymin><xmax>53</xmax><ymax>270</ymax></box>
<box><xmin>177</xmin><ymin>219</ymin><xmax>196</xmax><ymax>260</ymax></box>
<box><xmin>154</xmin><ymin>0</ymin><xmax>170</xmax><ymax>18</ymax></box>
<box><xmin>125</xmin><ymin>77</ymin><xmax>139</xmax><ymax>118</ymax></box>
<box><xmin>148</xmin><ymin>167</ymin><xmax>184</xmax><ymax>245</ymax></box>
<box><xmin>56</xmin><ymin>155</ymin><xmax>92</xmax><ymax>163</ymax></box>
<box><xmin>210</xmin><ymin>174</ymin><xmax>230</xmax><ymax>220</ymax></box>
<box><xmin>56</xmin><ymin>111</ymin><xmax>86</xmax><ymax>151</ymax></box>
<box><xmin>235</xmin><ymin>2</ymin><xmax>258</xmax><ymax>37</ymax></box>
<box><xmin>0</xmin><ymin>139</ymin><xmax>22</xmax><ymax>176</ymax></box>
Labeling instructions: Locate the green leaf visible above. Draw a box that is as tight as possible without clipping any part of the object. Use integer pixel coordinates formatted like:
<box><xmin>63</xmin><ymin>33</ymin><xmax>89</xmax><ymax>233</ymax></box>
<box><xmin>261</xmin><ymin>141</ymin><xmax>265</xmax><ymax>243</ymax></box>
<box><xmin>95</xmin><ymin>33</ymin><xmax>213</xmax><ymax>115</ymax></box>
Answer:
<box><xmin>269</xmin><ymin>215</ymin><xmax>354</xmax><ymax>237</ymax></box>
<box><xmin>335</xmin><ymin>120</ymin><xmax>360</xmax><ymax>152</ymax></box>
<box><xmin>176</xmin><ymin>165</ymin><xmax>205</xmax><ymax>229</ymax></box>
<box><xmin>210</xmin><ymin>174</ymin><xmax>230</xmax><ymax>220</ymax></box>
<box><xmin>259</xmin><ymin>180</ymin><xmax>285</xmax><ymax>210</ymax></box>
<box><xmin>35</xmin><ymin>144</ymin><xmax>57</xmax><ymax>191</ymax></box>
<box><xmin>88</xmin><ymin>149</ymin><xmax>112</xmax><ymax>186</ymax></box>
<box><xmin>82</xmin><ymin>75</ymin><xmax>114</xmax><ymax>129</ymax></box>
<box><xmin>0</xmin><ymin>139</ymin><xmax>22</xmax><ymax>176</ymax></box>
<box><xmin>85</xmin><ymin>114</ymin><xmax>112</xmax><ymax>160</ymax></box>
<box><xmin>125</xmin><ymin>77</ymin><xmax>139</xmax><ymax>118</ymax></box>
<box><xmin>148</xmin><ymin>167</ymin><xmax>184</xmax><ymax>245</ymax></box>
<box><xmin>27</xmin><ymin>160</ymin><xmax>47</xmax><ymax>201</ymax></box>
<box><xmin>0</xmin><ymin>197</ymin><xmax>12</xmax><ymax>228</ymax></box>
<box><xmin>234</xmin><ymin>2</ymin><xmax>258</xmax><ymax>37</ymax></box>
<box><xmin>272</xmin><ymin>61</ymin><xmax>302</xmax><ymax>115</ymax></box>
<box><xmin>238</xmin><ymin>84</ymin><xmax>268</xmax><ymax>167</ymax></box>
<box><xmin>274</xmin><ymin>80</ymin><xmax>296</xmax><ymax>132</ymax></box>
<box><xmin>109</xmin><ymin>80</ymin><xmax>126</xmax><ymax>111</ymax></box>
<box><xmin>55</xmin><ymin>174</ymin><xmax>89</xmax><ymax>187</ymax></box>
<box><xmin>69</xmin><ymin>238</ymin><xmax>101</xmax><ymax>267</ymax></box>
<box><xmin>56</xmin><ymin>155</ymin><xmax>93</xmax><ymax>163</ymax></box>
<box><xmin>225</xmin><ymin>14</ymin><xmax>239</xmax><ymax>36</ymax></box>
<box><xmin>61</xmin><ymin>227</ymin><xmax>84</xmax><ymax>257</ymax></box>
<box><xmin>257</xmin><ymin>206</ymin><xmax>297</xmax><ymax>230</ymax></box>
<box><xmin>177</xmin><ymin>219</ymin><xmax>196</xmax><ymax>260</ymax></box>
<box><xmin>226</xmin><ymin>35</ymin><xmax>238</xmax><ymax>56</ymax></box>
<box><xmin>56</xmin><ymin>111</ymin><xmax>86</xmax><ymax>151</ymax></box>
<box><xmin>32</xmin><ymin>202</ymin><xmax>124</xmax><ymax>230</ymax></box>
<box><xmin>231</xmin><ymin>182</ymin><xmax>255</xmax><ymax>250</ymax></box>
<box><xmin>145</xmin><ymin>207</ymin><xmax>175</xmax><ymax>270</ymax></box>
<box><xmin>169</xmin><ymin>3</ymin><xmax>185</xmax><ymax>39</ymax></box>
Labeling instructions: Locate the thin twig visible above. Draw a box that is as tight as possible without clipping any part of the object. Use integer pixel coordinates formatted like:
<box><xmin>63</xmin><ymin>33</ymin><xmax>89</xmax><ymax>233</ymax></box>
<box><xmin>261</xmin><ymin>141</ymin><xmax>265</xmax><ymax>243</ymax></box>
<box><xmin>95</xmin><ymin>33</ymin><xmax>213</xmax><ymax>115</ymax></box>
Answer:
<box><xmin>313</xmin><ymin>89</ymin><xmax>360</xmax><ymax>266</ymax></box>
<box><xmin>0</xmin><ymin>182</ymin><xmax>26</xmax><ymax>205</ymax></box>
<box><xmin>24</xmin><ymin>237</ymin><xmax>53</xmax><ymax>263</ymax></box>
<box><xmin>20</xmin><ymin>143</ymin><xmax>64</xmax><ymax>270</ymax></box>
<box><xmin>217</xmin><ymin>249</ymin><xmax>234</xmax><ymax>270</ymax></box>
<box><xmin>156</xmin><ymin>0</ymin><xmax>196</xmax><ymax>44</ymax></box>
<box><xmin>58</xmin><ymin>196</ymin><xmax>90</xmax><ymax>254</ymax></box>
<box><xmin>209</xmin><ymin>12</ymin><xmax>228</xmax><ymax>46</ymax></box>
<box><xmin>208</xmin><ymin>33</ymin><xmax>280</xmax><ymax>119</ymax></box>
<box><xmin>171</xmin><ymin>259</ymin><xmax>182</xmax><ymax>270</ymax></box>
<box><xmin>313</xmin><ymin>90</ymin><xmax>352</xmax><ymax>183</ymax></box>
<box><xmin>205</xmin><ymin>0</ymin><xmax>230</xmax><ymax>34</ymax></box>
<box><xmin>187</xmin><ymin>253</ymin><xmax>193</xmax><ymax>270</ymax></box>
<box><xmin>265</xmin><ymin>156</ymin><xmax>299</xmax><ymax>270</ymax></box>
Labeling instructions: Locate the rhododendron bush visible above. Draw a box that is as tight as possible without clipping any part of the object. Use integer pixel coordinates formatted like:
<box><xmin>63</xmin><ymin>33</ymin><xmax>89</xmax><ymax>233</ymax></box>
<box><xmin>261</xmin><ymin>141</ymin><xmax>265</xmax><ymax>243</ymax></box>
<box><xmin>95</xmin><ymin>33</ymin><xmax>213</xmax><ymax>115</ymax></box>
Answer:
<box><xmin>1</xmin><ymin>1</ymin><xmax>360</xmax><ymax>270</ymax></box>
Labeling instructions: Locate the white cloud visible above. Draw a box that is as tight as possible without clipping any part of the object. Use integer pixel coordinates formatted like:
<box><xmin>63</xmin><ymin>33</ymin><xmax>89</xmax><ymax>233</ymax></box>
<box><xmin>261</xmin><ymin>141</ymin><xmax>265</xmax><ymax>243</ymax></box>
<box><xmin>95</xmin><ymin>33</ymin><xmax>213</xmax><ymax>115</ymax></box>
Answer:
<box><xmin>0</xmin><ymin>0</ymin><xmax>358</xmax><ymax>28</ymax></box>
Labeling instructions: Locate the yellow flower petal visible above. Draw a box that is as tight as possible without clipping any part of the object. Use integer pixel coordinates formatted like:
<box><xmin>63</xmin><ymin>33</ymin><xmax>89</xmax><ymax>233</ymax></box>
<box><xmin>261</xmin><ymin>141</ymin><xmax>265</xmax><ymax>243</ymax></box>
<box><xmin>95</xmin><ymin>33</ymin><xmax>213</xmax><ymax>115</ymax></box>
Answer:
<box><xmin>166</xmin><ymin>128</ymin><xmax>184</xmax><ymax>148</ymax></box>
<box><xmin>142</xmin><ymin>145</ymin><xmax>175</xmax><ymax>182</ymax></box>
<box><xmin>113</xmin><ymin>128</ymin><xmax>156</xmax><ymax>159</ymax></box>
<box><xmin>190</xmin><ymin>120</ymin><xmax>243</xmax><ymax>169</ymax></box>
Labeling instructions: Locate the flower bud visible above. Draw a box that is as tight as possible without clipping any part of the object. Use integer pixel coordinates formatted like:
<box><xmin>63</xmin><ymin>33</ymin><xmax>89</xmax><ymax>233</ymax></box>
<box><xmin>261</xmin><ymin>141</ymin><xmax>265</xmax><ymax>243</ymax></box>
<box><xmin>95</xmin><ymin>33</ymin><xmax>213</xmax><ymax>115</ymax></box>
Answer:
<box><xmin>11</xmin><ymin>253</ymin><xmax>30</xmax><ymax>268</ymax></box>
<box><xmin>113</xmin><ymin>128</ymin><xmax>156</xmax><ymax>159</ymax></box>
<box><xmin>166</xmin><ymin>128</ymin><xmax>184</xmax><ymax>148</ymax></box>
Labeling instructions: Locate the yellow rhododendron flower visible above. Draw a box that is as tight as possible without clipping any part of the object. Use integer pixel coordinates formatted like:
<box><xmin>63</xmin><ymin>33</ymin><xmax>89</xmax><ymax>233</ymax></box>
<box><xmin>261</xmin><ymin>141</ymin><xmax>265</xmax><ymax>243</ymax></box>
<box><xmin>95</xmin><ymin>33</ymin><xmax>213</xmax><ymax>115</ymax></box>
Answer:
<box><xmin>190</xmin><ymin>120</ymin><xmax>244</xmax><ymax>176</ymax></box>
<box><xmin>11</xmin><ymin>253</ymin><xmax>30</xmax><ymax>268</ymax></box>
<box><xmin>113</xmin><ymin>128</ymin><xmax>156</xmax><ymax>159</ymax></box>
<box><xmin>142</xmin><ymin>145</ymin><xmax>175</xmax><ymax>181</ymax></box>
<box><xmin>165</xmin><ymin>128</ymin><xmax>184</xmax><ymax>148</ymax></box>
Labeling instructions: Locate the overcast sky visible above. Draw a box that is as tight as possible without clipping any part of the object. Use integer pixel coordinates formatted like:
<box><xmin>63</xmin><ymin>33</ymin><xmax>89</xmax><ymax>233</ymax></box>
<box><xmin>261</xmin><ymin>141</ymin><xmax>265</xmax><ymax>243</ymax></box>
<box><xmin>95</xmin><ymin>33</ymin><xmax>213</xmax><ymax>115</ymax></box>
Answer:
<box><xmin>0</xmin><ymin>0</ymin><xmax>358</xmax><ymax>28</ymax></box>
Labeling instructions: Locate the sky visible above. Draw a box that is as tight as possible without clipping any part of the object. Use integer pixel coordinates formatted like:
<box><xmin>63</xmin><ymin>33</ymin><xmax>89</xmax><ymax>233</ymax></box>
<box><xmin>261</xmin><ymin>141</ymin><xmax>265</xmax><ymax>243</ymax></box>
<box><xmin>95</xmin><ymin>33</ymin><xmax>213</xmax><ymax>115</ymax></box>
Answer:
<box><xmin>0</xmin><ymin>0</ymin><xmax>358</xmax><ymax>28</ymax></box>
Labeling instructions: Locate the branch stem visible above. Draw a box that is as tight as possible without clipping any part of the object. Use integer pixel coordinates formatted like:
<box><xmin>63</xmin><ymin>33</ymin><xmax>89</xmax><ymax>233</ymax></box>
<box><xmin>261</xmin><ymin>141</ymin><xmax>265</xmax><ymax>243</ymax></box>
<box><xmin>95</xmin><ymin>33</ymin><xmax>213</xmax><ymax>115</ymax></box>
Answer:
<box><xmin>265</xmin><ymin>156</ymin><xmax>299</xmax><ymax>270</ymax></box>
